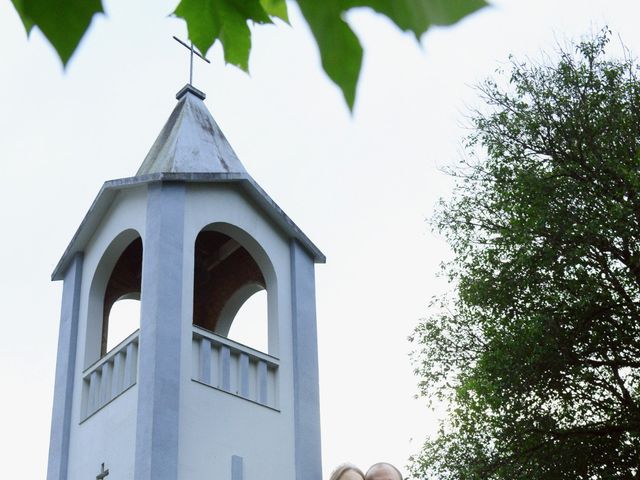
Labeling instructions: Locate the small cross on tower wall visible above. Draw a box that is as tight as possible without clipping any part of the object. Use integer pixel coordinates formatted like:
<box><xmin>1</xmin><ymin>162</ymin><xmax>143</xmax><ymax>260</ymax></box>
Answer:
<box><xmin>96</xmin><ymin>463</ymin><xmax>109</xmax><ymax>480</ymax></box>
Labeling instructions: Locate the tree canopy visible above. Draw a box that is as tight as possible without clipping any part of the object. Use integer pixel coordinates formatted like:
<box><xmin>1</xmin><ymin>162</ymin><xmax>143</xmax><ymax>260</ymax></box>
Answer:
<box><xmin>411</xmin><ymin>30</ymin><xmax>640</xmax><ymax>479</ymax></box>
<box><xmin>9</xmin><ymin>0</ymin><xmax>486</xmax><ymax>110</ymax></box>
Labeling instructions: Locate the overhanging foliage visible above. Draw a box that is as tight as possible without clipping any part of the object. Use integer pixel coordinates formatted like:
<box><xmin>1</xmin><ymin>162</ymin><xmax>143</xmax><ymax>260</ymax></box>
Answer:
<box><xmin>9</xmin><ymin>0</ymin><xmax>486</xmax><ymax>110</ymax></box>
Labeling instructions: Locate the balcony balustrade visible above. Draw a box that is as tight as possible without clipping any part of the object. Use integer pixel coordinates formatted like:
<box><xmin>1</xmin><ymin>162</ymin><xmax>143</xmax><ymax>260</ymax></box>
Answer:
<box><xmin>81</xmin><ymin>330</ymin><xmax>139</xmax><ymax>420</ymax></box>
<box><xmin>192</xmin><ymin>326</ymin><xmax>279</xmax><ymax>409</ymax></box>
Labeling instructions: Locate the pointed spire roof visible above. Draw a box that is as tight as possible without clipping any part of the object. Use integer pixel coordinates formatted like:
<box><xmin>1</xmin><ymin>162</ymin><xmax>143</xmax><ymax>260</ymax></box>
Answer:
<box><xmin>51</xmin><ymin>84</ymin><xmax>326</xmax><ymax>281</ymax></box>
<box><xmin>136</xmin><ymin>85</ymin><xmax>246</xmax><ymax>175</ymax></box>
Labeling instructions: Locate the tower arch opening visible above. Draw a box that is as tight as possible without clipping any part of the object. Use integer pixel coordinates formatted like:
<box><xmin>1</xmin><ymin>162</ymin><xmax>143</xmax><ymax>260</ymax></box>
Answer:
<box><xmin>101</xmin><ymin>237</ymin><xmax>142</xmax><ymax>355</ymax></box>
<box><xmin>225</xmin><ymin>288</ymin><xmax>268</xmax><ymax>353</ymax></box>
<box><xmin>193</xmin><ymin>228</ymin><xmax>271</xmax><ymax>353</ymax></box>
<box><xmin>86</xmin><ymin>230</ymin><xmax>142</xmax><ymax>366</ymax></box>
<box><xmin>104</xmin><ymin>298</ymin><xmax>141</xmax><ymax>352</ymax></box>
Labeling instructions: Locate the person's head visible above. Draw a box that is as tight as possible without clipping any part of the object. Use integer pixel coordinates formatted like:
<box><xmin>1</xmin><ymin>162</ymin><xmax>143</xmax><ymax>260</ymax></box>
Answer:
<box><xmin>365</xmin><ymin>462</ymin><xmax>403</xmax><ymax>480</ymax></box>
<box><xmin>329</xmin><ymin>463</ymin><xmax>365</xmax><ymax>480</ymax></box>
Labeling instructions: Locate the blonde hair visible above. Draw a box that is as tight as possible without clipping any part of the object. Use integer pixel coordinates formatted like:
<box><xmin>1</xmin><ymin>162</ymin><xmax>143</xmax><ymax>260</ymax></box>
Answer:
<box><xmin>365</xmin><ymin>462</ymin><xmax>403</xmax><ymax>480</ymax></box>
<box><xmin>329</xmin><ymin>463</ymin><xmax>365</xmax><ymax>480</ymax></box>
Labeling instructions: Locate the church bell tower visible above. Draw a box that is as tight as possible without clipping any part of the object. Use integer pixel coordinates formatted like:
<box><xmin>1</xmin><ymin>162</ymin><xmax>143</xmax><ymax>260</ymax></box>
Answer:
<box><xmin>46</xmin><ymin>84</ymin><xmax>325</xmax><ymax>480</ymax></box>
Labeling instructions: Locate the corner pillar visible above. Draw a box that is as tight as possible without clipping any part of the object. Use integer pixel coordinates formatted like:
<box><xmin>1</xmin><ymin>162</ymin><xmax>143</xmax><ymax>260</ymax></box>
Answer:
<box><xmin>47</xmin><ymin>253</ymin><xmax>83</xmax><ymax>480</ymax></box>
<box><xmin>134</xmin><ymin>182</ymin><xmax>186</xmax><ymax>480</ymax></box>
<box><xmin>290</xmin><ymin>240</ymin><xmax>322</xmax><ymax>480</ymax></box>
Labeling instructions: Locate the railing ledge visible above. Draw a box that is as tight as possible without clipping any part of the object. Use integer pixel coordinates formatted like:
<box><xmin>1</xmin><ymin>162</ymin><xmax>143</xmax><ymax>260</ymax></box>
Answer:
<box><xmin>83</xmin><ymin>329</ymin><xmax>140</xmax><ymax>376</ymax></box>
<box><xmin>192</xmin><ymin>325</ymin><xmax>279</xmax><ymax>367</ymax></box>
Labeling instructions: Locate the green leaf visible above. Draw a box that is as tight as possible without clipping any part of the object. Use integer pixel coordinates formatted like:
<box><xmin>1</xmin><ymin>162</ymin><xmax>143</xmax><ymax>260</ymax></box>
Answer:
<box><xmin>295</xmin><ymin>0</ymin><xmax>487</xmax><ymax>110</ymax></box>
<box><xmin>346</xmin><ymin>0</ymin><xmax>488</xmax><ymax>39</ymax></box>
<box><xmin>20</xmin><ymin>0</ymin><xmax>104</xmax><ymax>65</ymax></box>
<box><xmin>175</xmin><ymin>0</ymin><xmax>272</xmax><ymax>72</ymax></box>
<box><xmin>296</xmin><ymin>0</ymin><xmax>363</xmax><ymax>110</ymax></box>
<box><xmin>260</xmin><ymin>0</ymin><xmax>289</xmax><ymax>23</ymax></box>
<box><xmin>10</xmin><ymin>0</ymin><xmax>34</xmax><ymax>34</ymax></box>
<box><xmin>218</xmin><ymin>8</ymin><xmax>252</xmax><ymax>70</ymax></box>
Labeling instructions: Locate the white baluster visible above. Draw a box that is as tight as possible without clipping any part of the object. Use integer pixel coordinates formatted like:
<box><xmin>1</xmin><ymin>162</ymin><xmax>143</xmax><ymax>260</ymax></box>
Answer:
<box><xmin>111</xmin><ymin>351</ymin><xmax>124</xmax><ymax>398</ymax></box>
<box><xmin>238</xmin><ymin>354</ymin><xmax>249</xmax><ymax>398</ymax></box>
<box><xmin>88</xmin><ymin>370</ymin><xmax>100</xmax><ymax>414</ymax></box>
<box><xmin>220</xmin><ymin>346</ymin><xmax>231</xmax><ymax>392</ymax></box>
<box><xmin>124</xmin><ymin>340</ymin><xmax>138</xmax><ymax>388</ymax></box>
<box><xmin>257</xmin><ymin>360</ymin><xmax>268</xmax><ymax>406</ymax></box>
<box><xmin>100</xmin><ymin>362</ymin><xmax>112</xmax><ymax>406</ymax></box>
<box><xmin>199</xmin><ymin>337</ymin><xmax>212</xmax><ymax>385</ymax></box>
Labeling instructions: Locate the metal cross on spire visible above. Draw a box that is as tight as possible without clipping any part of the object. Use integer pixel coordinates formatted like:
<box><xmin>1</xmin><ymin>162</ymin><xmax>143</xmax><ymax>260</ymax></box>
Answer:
<box><xmin>173</xmin><ymin>36</ymin><xmax>211</xmax><ymax>86</ymax></box>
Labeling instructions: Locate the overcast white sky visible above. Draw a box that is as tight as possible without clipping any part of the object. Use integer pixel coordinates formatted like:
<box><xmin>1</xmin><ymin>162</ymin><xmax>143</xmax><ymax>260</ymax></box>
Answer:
<box><xmin>1</xmin><ymin>1</ymin><xmax>640</xmax><ymax>478</ymax></box>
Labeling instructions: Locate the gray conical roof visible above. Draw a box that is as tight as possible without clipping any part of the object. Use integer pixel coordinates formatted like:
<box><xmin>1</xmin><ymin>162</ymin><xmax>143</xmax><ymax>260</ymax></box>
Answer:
<box><xmin>52</xmin><ymin>85</ymin><xmax>326</xmax><ymax>281</ymax></box>
<box><xmin>136</xmin><ymin>85</ymin><xmax>246</xmax><ymax>175</ymax></box>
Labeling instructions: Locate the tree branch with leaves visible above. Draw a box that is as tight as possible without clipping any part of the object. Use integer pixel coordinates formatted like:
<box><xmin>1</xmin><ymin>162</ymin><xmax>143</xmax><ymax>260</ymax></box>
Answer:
<box><xmin>411</xmin><ymin>29</ymin><xmax>640</xmax><ymax>479</ymax></box>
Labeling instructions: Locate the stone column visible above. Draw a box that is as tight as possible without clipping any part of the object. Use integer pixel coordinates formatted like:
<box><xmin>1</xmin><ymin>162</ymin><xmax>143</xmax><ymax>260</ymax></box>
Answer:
<box><xmin>47</xmin><ymin>253</ymin><xmax>83</xmax><ymax>480</ymax></box>
<box><xmin>290</xmin><ymin>240</ymin><xmax>323</xmax><ymax>480</ymax></box>
<box><xmin>134</xmin><ymin>182</ymin><xmax>186</xmax><ymax>480</ymax></box>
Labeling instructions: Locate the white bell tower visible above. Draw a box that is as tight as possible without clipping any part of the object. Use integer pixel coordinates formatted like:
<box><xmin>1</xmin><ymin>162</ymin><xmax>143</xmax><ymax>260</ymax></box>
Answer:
<box><xmin>46</xmin><ymin>84</ymin><xmax>325</xmax><ymax>480</ymax></box>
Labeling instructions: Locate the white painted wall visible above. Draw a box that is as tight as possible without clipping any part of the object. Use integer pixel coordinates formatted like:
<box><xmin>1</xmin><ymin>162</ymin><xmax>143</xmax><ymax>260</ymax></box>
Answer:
<box><xmin>178</xmin><ymin>183</ymin><xmax>297</xmax><ymax>479</ymax></box>
<box><xmin>67</xmin><ymin>186</ymin><xmax>147</xmax><ymax>480</ymax></box>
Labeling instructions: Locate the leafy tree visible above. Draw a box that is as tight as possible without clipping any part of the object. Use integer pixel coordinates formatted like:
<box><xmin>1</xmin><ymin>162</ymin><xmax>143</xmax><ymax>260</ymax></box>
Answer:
<box><xmin>9</xmin><ymin>0</ymin><xmax>486</xmax><ymax>110</ymax></box>
<box><xmin>410</xmin><ymin>30</ymin><xmax>640</xmax><ymax>479</ymax></box>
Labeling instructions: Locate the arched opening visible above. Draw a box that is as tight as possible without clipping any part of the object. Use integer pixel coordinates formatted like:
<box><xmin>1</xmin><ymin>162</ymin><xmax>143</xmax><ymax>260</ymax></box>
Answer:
<box><xmin>82</xmin><ymin>230</ymin><xmax>142</xmax><ymax>418</ymax></box>
<box><xmin>193</xmin><ymin>230</ymin><xmax>268</xmax><ymax>352</ymax></box>
<box><xmin>227</xmin><ymin>289</ymin><xmax>268</xmax><ymax>352</ymax></box>
<box><xmin>101</xmin><ymin>237</ymin><xmax>143</xmax><ymax>355</ymax></box>
<box><xmin>105</xmin><ymin>298</ymin><xmax>140</xmax><ymax>352</ymax></box>
<box><xmin>86</xmin><ymin>230</ymin><xmax>142</xmax><ymax>366</ymax></box>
